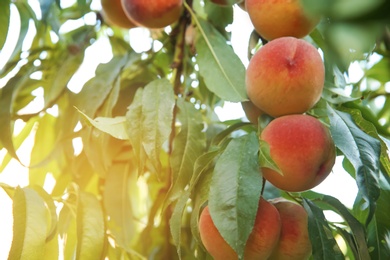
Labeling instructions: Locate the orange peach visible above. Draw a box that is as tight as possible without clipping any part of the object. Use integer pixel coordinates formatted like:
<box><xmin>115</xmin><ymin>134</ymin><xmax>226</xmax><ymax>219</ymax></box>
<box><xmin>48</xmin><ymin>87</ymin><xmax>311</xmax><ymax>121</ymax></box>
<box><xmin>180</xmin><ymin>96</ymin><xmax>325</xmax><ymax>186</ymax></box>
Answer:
<box><xmin>101</xmin><ymin>0</ymin><xmax>137</xmax><ymax>29</ymax></box>
<box><xmin>199</xmin><ymin>198</ymin><xmax>281</xmax><ymax>259</ymax></box>
<box><xmin>246</xmin><ymin>37</ymin><xmax>325</xmax><ymax>117</ymax></box>
<box><xmin>121</xmin><ymin>0</ymin><xmax>182</xmax><ymax>28</ymax></box>
<box><xmin>246</xmin><ymin>0</ymin><xmax>320</xmax><ymax>40</ymax></box>
<box><xmin>260</xmin><ymin>114</ymin><xmax>336</xmax><ymax>192</ymax></box>
<box><xmin>269</xmin><ymin>198</ymin><xmax>312</xmax><ymax>260</ymax></box>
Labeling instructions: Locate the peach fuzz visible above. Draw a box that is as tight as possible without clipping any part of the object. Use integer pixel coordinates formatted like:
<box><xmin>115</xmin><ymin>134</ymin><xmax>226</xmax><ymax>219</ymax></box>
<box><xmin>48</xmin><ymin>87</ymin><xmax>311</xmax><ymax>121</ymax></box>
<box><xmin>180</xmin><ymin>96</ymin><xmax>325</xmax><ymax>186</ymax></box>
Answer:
<box><xmin>269</xmin><ymin>198</ymin><xmax>312</xmax><ymax>260</ymax></box>
<box><xmin>246</xmin><ymin>0</ymin><xmax>320</xmax><ymax>40</ymax></box>
<box><xmin>101</xmin><ymin>0</ymin><xmax>137</xmax><ymax>29</ymax></box>
<box><xmin>199</xmin><ymin>198</ymin><xmax>281</xmax><ymax>260</ymax></box>
<box><xmin>121</xmin><ymin>0</ymin><xmax>182</xmax><ymax>29</ymax></box>
<box><xmin>246</xmin><ymin>37</ymin><xmax>325</xmax><ymax>118</ymax></box>
<box><xmin>260</xmin><ymin>114</ymin><xmax>336</xmax><ymax>192</ymax></box>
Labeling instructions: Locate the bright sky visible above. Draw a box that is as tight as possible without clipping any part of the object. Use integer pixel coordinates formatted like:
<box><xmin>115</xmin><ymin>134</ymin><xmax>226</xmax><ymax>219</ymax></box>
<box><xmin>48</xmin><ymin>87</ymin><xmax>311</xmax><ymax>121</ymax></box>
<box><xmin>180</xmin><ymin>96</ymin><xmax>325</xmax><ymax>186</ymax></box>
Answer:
<box><xmin>0</xmin><ymin>3</ymin><xmax>359</xmax><ymax>259</ymax></box>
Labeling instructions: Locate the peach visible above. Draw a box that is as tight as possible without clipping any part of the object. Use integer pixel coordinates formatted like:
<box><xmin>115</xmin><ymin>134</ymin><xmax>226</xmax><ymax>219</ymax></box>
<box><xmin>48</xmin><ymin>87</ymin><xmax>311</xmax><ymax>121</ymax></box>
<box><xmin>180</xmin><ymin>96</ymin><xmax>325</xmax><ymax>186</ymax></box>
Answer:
<box><xmin>101</xmin><ymin>0</ymin><xmax>137</xmax><ymax>29</ymax></box>
<box><xmin>241</xmin><ymin>100</ymin><xmax>264</xmax><ymax>125</ymax></box>
<box><xmin>121</xmin><ymin>0</ymin><xmax>182</xmax><ymax>29</ymax></box>
<box><xmin>269</xmin><ymin>198</ymin><xmax>312</xmax><ymax>260</ymax></box>
<box><xmin>199</xmin><ymin>198</ymin><xmax>281</xmax><ymax>259</ymax></box>
<box><xmin>246</xmin><ymin>0</ymin><xmax>320</xmax><ymax>40</ymax></box>
<box><xmin>246</xmin><ymin>37</ymin><xmax>325</xmax><ymax>117</ymax></box>
<box><xmin>260</xmin><ymin>114</ymin><xmax>336</xmax><ymax>192</ymax></box>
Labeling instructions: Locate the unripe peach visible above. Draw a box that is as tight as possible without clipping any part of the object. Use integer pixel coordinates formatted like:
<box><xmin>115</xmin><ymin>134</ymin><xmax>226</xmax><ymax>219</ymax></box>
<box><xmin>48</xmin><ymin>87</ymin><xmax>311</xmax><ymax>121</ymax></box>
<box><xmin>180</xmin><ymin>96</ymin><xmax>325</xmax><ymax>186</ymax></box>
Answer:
<box><xmin>199</xmin><ymin>198</ymin><xmax>281</xmax><ymax>259</ymax></box>
<box><xmin>101</xmin><ymin>0</ymin><xmax>137</xmax><ymax>29</ymax></box>
<box><xmin>246</xmin><ymin>37</ymin><xmax>325</xmax><ymax>118</ymax></box>
<box><xmin>269</xmin><ymin>198</ymin><xmax>312</xmax><ymax>260</ymax></box>
<box><xmin>246</xmin><ymin>0</ymin><xmax>320</xmax><ymax>40</ymax></box>
<box><xmin>260</xmin><ymin>114</ymin><xmax>336</xmax><ymax>192</ymax></box>
<box><xmin>121</xmin><ymin>0</ymin><xmax>182</xmax><ymax>29</ymax></box>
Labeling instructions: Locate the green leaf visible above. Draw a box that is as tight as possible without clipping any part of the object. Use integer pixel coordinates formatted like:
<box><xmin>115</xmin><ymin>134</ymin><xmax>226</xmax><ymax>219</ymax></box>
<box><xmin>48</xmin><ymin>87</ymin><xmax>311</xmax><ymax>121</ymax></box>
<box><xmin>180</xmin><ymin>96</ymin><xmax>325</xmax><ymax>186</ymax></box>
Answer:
<box><xmin>0</xmin><ymin>67</ymin><xmax>34</xmax><ymax>164</ymax></box>
<box><xmin>30</xmin><ymin>185</ymin><xmax>58</xmax><ymax>242</ymax></box>
<box><xmin>77</xmin><ymin>110</ymin><xmax>129</xmax><ymax>140</ymax></box>
<box><xmin>194</xmin><ymin>17</ymin><xmax>247</xmax><ymax>102</ymax></box>
<box><xmin>301</xmin><ymin>0</ymin><xmax>384</xmax><ymax>19</ymax></box>
<box><xmin>259</xmin><ymin>140</ymin><xmax>282</xmax><ymax>175</ymax></box>
<box><xmin>170</xmin><ymin>190</ymin><xmax>191</xmax><ymax>259</ymax></box>
<box><xmin>125</xmin><ymin>88</ymin><xmax>147</xmax><ymax>173</ymax></box>
<box><xmin>321</xmin><ymin>195</ymin><xmax>370</xmax><ymax>260</ymax></box>
<box><xmin>303</xmin><ymin>199</ymin><xmax>344</xmax><ymax>260</ymax></box>
<box><xmin>58</xmin><ymin>191</ymin><xmax>78</xmax><ymax>259</ymax></box>
<box><xmin>322</xmin><ymin>84</ymin><xmax>360</xmax><ymax>104</ymax></box>
<box><xmin>190</xmin><ymin>146</ymin><xmax>225</xmax><ymax>191</ymax></box>
<box><xmin>190</xmin><ymin>168</ymin><xmax>213</xmax><ymax>248</ymax></box>
<box><xmin>204</xmin><ymin>0</ymin><xmax>233</xmax><ymax>30</ymax></box>
<box><xmin>76</xmin><ymin>192</ymin><xmax>105</xmax><ymax>260</ymax></box>
<box><xmin>44</xmin><ymin>51</ymin><xmax>84</xmax><ymax>107</ymax></box>
<box><xmin>165</xmin><ymin>98</ymin><xmax>206</xmax><ymax>206</ymax></box>
<box><xmin>74</xmin><ymin>55</ymin><xmax>128</xmax><ymax>117</ymax></box>
<box><xmin>365</xmin><ymin>57</ymin><xmax>390</xmax><ymax>84</ymax></box>
<box><xmin>8</xmin><ymin>187</ymin><xmax>48</xmax><ymax>260</ymax></box>
<box><xmin>126</xmin><ymin>79</ymin><xmax>175</xmax><ymax>174</ymax></box>
<box><xmin>209</xmin><ymin>132</ymin><xmax>262</xmax><ymax>258</ymax></box>
<box><xmin>29</xmin><ymin>113</ymin><xmax>59</xmax><ymax>186</ymax></box>
<box><xmin>340</xmin><ymin>106</ymin><xmax>390</xmax><ymax>178</ymax></box>
<box><xmin>141</xmin><ymin>79</ymin><xmax>175</xmax><ymax>173</ymax></box>
<box><xmin>103</xmin><ymin>162</ymin><xmax>136</xmax><ymax>249</ymax></box>
<box><xmin>7</xmin><ymin>2</ymin><xmax>33</xmax><ymax>63</ymax></box>
<box><xmin>367</xmin><ymin>186</ymin><xmax>390</xmax><ymax>259</ymax></box>
<box><xmin>38</xmin><ymin>0</ymin><xmax>55</xmax><ymax>21</ymax></box>
<box><xmin>0</xmin><ymin>0</ymin><xmax>10</xmax><ymax>51</ymax></box>
<box><xmin>327</xmin><ymin>105</ymin><xmax>381</xmax><ymax>223</ymax></box>
<box><xmin>211</xmin><ymin>122</ymin><xmax>250</xmax><ymax>146</ymax></box>
<box><xmin>0</xmin><ymin>117</ymin><xmax>36</xmax><ymax>172</ymax></box>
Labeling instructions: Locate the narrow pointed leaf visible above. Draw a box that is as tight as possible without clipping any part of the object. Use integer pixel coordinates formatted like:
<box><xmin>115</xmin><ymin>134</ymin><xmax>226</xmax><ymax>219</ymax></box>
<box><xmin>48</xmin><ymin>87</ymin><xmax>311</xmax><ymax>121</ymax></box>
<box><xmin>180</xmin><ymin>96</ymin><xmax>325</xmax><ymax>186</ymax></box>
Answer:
<box><xmin>78</xmin><ymin>110</ymin><xmax>129</xmax><ymax>140</ymax></box>
<box><xmin>195</xmin><ymin>18</ymin><xmax>247</xmax><ymax>102</ymax></box>
<box><xmin>303</xmin><ymin>199</ymin><xmax>344</xmax><ymax>260</ymax></box>
<box><xmin>8</xmin><ymin>187</ymin><xmax>48</xmax><ymax>260</ymax></box>
<box><xmin>166</xmin><ymin>98</ymin><xmax>206</xmax><ymax>205</ymax></box>
<box><xmin>126</xmin><ymin>88</ymin><xmax>147</xmax><ymax>172</ymax></box>
<box><xmin>0</xmin><ymin>68</ymin><xmax>33</xmax><ymax>163</ymax></box>
<box><xmin>103</xmin><ymin>162</ymin><xmax>135</xmax><ymax>249</ymax></box>
<box><xmin>170</xmin><ymin>190</ymin><xmax>191</xmax><ymax>259</ymax></box>
<box><xmin>327</xmin><ymin>105</ymin><xmax>381</xmax><ymax>222</ymax></box>
<box><xmin>259</xmin><ymin>140</ymin><xmax>282</xmax><ymax>175</ymax></box>
<box><xmin>76</xmin><ymin>192</ymin><xmax>105</xmax><ymax>260</ymax></box>
<box><xmin>0</xmin><ymin>117</ymin><xmax>36</xmax><ymax>172</ymax></box>
<box><xmin>321</xmin><ymin>195</ymin><xmax>370</xmax><ymax>260</ymax></box>
<box><xmin>209</xmin><ymin>132</ymin><xmax>262</xmax><ymax>258</ymax></box>
<box><xmin>141</xmin><ymin>79</ymin><xmax>175</xmax><ymax>173</ymax></box>
<box><xmin>30</xmin><ymin>185</ymin><xmax>58</xmax><ymax>242</ymax></box>
<box><xmin>0</xmin><ymin>0</ymin><xmax>10</xmax><ymax>51</ymax></box>
<box><xmin>74</xmin><ymin>55</ymin><xmax>128</xmax><ymax>117</ymax></box>
<box><xmin>126</xmin><ymin>79</ymin><xmax>175</xmax><ymax>174</ymax></box>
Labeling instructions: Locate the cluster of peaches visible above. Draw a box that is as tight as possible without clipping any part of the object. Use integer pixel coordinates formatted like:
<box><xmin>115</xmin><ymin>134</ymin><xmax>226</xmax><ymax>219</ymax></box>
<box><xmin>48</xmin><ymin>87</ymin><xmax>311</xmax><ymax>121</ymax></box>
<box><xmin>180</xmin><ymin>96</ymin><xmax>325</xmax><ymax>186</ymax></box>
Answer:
<box><xmin>100</xmin><ymin>0</ymin><xmax>183</xmax><ymax>29</ymax></box>
<box><xmin>200</xmin><ymin>0</ymin><xmax>337</xmax><ymax>259</ymax></box>
<box><xmin>100</xmin><ymin>0</ymin><xmax>336</xmax><ymax>259</ymax></box>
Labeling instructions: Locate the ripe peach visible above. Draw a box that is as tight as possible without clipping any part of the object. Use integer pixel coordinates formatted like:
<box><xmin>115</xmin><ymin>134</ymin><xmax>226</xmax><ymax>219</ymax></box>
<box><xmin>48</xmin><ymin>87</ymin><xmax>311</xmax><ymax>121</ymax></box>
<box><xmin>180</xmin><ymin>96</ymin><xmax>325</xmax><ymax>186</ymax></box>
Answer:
<box><xmin>199</xmin><ymin>198</ymin><xmax>281</xmax><ymax>259</ymax></box>
<box><xmin>260</xmin><ymin>114</ymin><xmax>336</xmax><ymax>192</ymax></box>
<box><xmin>246</xmin><ymin>0</ymin><xmax>320</xmax><ymax>40</ymax></box>
<box><xmin>246</xmin><ymin>37</ymin><xmax>325</xmax><ymax>117</ymax></box>
<box><xmin>241</xmin><ymin>101</ymin><xmax>264</xmax><ymax>125</ymax></box>
<box><xmin>101</xmin><ymin>0</ymin><xmax>137</xmax><ymax>29</ymax></box>
<box><xmin>269</xmin><ymin>198</ymin><xmax>312</xmax><ymax>260</ymax></box>
<box><xmin>121</xmin><ymin>0</ymin><xmax>182</xmax><ymax>29</ymax></box>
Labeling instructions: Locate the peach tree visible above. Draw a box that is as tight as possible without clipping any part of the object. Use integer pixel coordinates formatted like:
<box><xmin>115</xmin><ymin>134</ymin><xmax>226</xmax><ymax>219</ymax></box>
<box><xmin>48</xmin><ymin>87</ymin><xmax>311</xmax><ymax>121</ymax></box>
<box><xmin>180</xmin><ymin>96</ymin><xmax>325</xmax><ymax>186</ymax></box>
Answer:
<box><xmin>0</xmin><ymin>0</ymin><xmax>390</xmax><ymax>259</ymax></box>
